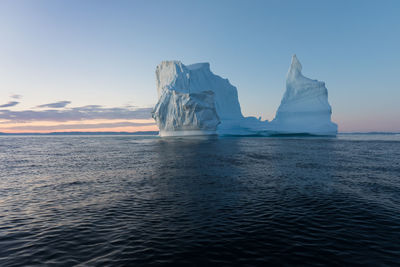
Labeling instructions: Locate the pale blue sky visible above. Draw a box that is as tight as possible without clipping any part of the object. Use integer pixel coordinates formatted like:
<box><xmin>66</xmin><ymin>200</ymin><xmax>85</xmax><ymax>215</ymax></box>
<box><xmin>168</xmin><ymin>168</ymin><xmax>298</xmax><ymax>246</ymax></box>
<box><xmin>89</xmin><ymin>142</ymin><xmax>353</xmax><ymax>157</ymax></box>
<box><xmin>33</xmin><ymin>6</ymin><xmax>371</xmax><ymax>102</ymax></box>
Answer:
<box><xmin>0</xmin><ymin>0</ymin><xmax>399</xmax><ymax>132</ymax></box>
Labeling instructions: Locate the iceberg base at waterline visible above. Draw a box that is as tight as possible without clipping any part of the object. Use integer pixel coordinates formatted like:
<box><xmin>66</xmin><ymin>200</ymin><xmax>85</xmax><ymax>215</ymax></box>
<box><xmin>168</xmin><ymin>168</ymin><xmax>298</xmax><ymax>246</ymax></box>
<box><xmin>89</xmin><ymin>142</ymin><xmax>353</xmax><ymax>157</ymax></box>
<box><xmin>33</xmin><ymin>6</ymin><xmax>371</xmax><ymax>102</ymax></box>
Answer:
<box><xmin>217</xmin><ymin>117</ymin><xmax>269</xmax><ymax>136</ymax></box>
<box><xmin>158</xmin><ymin>130</ymin><xmax>218</xmax><ymax>137</ymax></box>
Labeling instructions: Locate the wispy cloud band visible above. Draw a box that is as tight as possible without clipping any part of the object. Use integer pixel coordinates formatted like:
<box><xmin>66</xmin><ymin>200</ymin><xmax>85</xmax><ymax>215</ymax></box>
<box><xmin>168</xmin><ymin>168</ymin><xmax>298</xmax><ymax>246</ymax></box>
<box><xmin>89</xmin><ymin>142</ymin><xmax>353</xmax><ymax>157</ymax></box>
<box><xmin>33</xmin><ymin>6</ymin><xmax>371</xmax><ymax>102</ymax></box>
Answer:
<box><xmin>0</xmin><ymin>101</ymin><xmax>19</xmax><ymax>108</ymax></box>
<box><xmin>0</xmin><ymin>105</ymin><xmax>153</xmax><ymax>123</ymax></box>
<box><xmin>3</xmin><ymin>121</ymin><xmax>155</xmax><ymax>131</ymax></box>
<box><xmin>37</xmin><ymin>101</ymin><xmax>71</xmax><ymax>108</ymax></box>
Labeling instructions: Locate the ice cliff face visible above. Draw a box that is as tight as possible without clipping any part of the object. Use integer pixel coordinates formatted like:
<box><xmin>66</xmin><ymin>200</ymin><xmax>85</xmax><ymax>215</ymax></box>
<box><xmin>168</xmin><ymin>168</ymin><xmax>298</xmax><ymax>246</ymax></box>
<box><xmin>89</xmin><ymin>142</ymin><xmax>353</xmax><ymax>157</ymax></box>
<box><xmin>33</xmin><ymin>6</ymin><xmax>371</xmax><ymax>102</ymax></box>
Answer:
<box><xmin>269</xmin><ymin>55</ymin><xmax>338</xmax><ymax>135</ymax></box>
<box><xmin>152</xmin><ymin>88</ymin><xmax>220</xmax><ymax>136</ymax></box>
<box><xmin>155</xmin><ymin>61</ymin><xmax>243</xmax><ymax>120</ymax></box>
<box><xmin>153</xmin><ymin>61</ymin><xmax>244</xmax><ymax>136</ymax></box>
<box><xmin>153</xmin><ymin>61</ymin><xmax>262</xmax><ymax>136</ymax></box>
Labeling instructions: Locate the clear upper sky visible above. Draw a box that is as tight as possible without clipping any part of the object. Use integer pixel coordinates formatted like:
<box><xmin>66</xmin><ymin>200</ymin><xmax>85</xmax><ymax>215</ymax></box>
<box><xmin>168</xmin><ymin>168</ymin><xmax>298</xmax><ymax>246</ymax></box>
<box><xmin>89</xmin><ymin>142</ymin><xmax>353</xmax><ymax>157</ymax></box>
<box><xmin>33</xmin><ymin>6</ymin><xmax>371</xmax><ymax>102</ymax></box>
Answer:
<box><xmin>0</xmin><ymin>0</ymin><xmax>399</xmax><ymax>132</ymax></box>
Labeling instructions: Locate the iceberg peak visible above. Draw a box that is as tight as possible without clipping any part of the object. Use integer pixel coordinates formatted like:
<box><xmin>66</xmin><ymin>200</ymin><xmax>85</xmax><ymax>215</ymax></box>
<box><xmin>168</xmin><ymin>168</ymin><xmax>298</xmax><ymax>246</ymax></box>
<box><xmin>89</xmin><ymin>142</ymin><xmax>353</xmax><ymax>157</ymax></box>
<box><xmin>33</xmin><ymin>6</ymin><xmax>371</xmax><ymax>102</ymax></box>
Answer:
<box><xmin>270</xmin><ymin>55</ymin><xmax>338</xmax><ymax>135</ymax></box>
<box><xmin>287</xmin><ymin>54</ymin><xmax>303</xmax><ymax>81</ymax></box>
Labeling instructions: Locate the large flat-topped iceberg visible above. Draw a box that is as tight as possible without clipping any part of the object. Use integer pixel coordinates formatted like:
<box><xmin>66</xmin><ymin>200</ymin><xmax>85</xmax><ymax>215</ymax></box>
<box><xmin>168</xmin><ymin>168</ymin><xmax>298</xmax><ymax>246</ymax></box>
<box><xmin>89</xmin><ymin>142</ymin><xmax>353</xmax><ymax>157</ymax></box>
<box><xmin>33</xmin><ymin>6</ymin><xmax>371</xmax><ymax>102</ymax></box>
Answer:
<box><xmin>152</xmin><ymin>61</ymin><xmax>267</xmax><ymax>136</ymax></box>
<box><xmin>269</xmin><ymin>55</ymin><xmax>338</xmax><ymax>135</ymax></box>
<box><xmin>156</xmin><ymin>61</ymin><xmax>243</xmax><ymax>119</ymax></box>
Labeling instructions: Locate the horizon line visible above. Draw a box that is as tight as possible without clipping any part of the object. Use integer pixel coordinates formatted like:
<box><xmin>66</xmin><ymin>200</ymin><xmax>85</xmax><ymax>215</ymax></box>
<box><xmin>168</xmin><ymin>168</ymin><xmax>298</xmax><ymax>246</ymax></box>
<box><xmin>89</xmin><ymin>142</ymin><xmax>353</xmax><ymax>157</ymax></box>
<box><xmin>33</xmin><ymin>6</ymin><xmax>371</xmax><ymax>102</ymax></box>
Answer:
<box><xmin>0</xmin><ymin>131</ymin><xmax>398</xmax><ymax>136</ymax></box>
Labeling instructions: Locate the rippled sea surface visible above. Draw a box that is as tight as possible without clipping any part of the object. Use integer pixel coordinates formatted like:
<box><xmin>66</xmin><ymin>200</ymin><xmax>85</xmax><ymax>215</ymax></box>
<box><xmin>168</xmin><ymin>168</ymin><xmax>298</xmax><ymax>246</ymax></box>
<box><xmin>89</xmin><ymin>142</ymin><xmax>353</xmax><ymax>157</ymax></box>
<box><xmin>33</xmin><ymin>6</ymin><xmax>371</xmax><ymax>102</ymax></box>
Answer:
<box><xmin>1</xmin><ymin>134</ymin><xmax>400</xmax><ymax>266</ymax></box>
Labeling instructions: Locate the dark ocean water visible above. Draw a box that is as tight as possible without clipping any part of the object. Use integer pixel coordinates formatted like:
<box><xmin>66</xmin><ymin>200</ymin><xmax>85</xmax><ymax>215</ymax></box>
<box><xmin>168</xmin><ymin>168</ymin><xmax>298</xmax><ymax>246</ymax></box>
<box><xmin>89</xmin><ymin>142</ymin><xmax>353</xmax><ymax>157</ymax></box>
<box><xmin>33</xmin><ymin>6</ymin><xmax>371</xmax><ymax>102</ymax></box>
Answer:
<box><xmin>1</xmin><ymin>134</ymin><xmax>400</xmax><ymax>266</ymax></box>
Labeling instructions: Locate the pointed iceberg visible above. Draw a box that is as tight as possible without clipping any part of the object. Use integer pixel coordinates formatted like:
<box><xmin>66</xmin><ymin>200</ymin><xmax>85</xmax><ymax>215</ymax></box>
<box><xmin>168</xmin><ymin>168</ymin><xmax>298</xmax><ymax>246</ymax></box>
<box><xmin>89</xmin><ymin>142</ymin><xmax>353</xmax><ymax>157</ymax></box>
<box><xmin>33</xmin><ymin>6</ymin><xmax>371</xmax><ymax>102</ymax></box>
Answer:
<box><xmin>269</xmin><ymin>55</ymin><xmax>338</xmax><ymax>135</ymax></box>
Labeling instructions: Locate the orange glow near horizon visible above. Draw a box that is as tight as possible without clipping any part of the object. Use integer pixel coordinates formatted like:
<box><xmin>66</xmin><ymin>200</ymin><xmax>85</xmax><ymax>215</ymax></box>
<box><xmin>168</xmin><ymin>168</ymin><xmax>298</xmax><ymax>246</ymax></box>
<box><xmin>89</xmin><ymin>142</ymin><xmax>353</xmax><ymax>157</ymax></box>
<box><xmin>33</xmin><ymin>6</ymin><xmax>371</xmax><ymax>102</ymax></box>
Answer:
<box><xmin>1</xmin><ymin>125</ymin><xmax>158</xmax><ymax>134</ymax></box>
<box><xmin>0</xmin><ymin>119</ymin><xmax>155</xmax><ymax>128</ymax></box>
<box><xmin>0</xmin><ymin>119</ymin><xmax>158</xmax><ymax>133</ymax></box>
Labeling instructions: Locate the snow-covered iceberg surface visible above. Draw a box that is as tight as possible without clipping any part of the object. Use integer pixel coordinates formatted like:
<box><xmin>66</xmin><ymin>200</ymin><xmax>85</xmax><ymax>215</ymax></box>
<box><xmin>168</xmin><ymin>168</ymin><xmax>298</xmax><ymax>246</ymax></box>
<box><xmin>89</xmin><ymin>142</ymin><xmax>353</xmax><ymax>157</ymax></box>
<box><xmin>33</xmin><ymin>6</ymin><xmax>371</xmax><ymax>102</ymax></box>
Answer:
<box><xmin>269</xmin><ymin>55</ymin><xmax>338</xmax><ymax>135</ymax></box>
<box><xmin>152</xmin><ymin>61</ymin><xmax>267</xmax><ymax>136</ymax></box>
